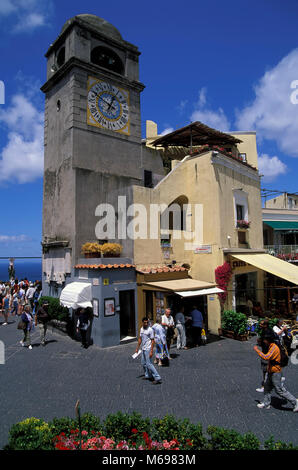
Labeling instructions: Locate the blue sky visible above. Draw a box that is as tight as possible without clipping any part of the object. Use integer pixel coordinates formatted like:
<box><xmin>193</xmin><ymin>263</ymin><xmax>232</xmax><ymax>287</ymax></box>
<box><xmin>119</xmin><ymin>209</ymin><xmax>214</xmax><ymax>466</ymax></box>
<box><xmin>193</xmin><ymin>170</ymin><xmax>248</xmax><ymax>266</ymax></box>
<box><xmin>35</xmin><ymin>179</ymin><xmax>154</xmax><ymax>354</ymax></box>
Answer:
<box><xmin>0</xmin><ymin>0</ymin><xmax>298</xmax><ymax>257</ymax></box>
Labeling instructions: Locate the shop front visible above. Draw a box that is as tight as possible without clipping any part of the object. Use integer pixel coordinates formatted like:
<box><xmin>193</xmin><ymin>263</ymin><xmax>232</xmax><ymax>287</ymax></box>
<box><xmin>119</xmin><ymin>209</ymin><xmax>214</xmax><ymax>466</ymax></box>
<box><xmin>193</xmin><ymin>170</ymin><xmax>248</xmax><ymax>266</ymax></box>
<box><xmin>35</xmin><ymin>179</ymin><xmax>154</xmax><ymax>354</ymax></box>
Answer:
<box><xmin>136</xmin><ymin>266</ymin><xmax>223</xmax><ymax>334</ymax></box>
<box><xmin>59</xmin><ymin>260</ymin><xmax>137</xmax><ymax>348</ymax></box>
<box><xmin>229</xmin><ymin>253</ymin><xmax>298</xmax><ymax>318</ymax></box>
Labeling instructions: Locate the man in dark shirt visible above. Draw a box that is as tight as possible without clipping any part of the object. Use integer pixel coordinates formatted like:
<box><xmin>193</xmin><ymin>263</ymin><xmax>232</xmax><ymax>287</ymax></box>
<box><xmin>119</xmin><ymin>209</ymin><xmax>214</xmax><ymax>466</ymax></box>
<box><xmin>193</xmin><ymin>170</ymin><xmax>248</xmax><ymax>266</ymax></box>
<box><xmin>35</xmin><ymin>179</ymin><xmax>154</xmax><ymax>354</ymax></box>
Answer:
<box><xmin>35</xmin><ymin>302</ymin><xmax>50</xmax><ymax>346</ymax></box>
<box><xmin>190</xmin><ymin>305</ymin><xmax>204</xmax><ymax>347</ymax></box>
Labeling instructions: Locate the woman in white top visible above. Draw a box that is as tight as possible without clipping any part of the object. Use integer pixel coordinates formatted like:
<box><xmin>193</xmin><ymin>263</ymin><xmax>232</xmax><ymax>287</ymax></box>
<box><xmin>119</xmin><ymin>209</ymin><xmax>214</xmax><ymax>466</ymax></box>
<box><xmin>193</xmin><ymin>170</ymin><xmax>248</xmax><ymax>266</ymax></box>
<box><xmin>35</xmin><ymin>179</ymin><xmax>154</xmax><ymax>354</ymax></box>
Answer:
<box><xmin>152</xmin><ymin>315</ymin><xmax>169</xmax><ymax>366</ymax></box>
<box><xmin>273</xmin><ymin>320</ymin><xmax>287</xmax><ymax>346</ymax></box>
<box><xmin>161</xmin><ymin>308</ymin><xmax>175</xmax><ymax>356</ymax></box>
<box><xmin>175</xmin><ymin>307</ymin><xmax>187</xmax><ymax>349</ymax></box>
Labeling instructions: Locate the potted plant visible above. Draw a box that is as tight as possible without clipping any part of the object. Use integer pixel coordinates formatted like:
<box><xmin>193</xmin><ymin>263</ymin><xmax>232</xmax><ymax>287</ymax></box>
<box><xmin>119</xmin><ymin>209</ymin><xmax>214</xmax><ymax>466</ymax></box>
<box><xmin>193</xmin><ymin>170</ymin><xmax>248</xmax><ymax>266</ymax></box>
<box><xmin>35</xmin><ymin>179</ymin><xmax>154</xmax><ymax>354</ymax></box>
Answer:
<box><xmin>100</xmin><ymin>243</ymin><xmax>123</xmax><ymax>258</ymax></box>
<box><xmin>221</xmin><ymin>310</ymin><xmax>248</xmax><ymax>341</ymax></box>
<box><xmin>81</xmin><ymin>242</ymin><xmax>102</xmax><ymax>258</ymax></box>
<box><xmin>237</xmin><ymin>220</ymin><xmax>250</xmax><ymax>229</ymax></box>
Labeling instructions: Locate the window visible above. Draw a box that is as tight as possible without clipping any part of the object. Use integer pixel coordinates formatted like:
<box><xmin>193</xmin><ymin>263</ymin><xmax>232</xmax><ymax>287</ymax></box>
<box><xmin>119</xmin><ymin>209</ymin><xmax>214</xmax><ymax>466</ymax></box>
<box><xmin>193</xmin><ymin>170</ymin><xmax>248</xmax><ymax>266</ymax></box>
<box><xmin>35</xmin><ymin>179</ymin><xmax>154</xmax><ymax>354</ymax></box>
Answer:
<box><xmin>239</xmin><ymin>153</ymin><xmax>247</xmax><ymax>162</ymax></box>
<box><xmin>238</xmin><ymin>231</ymin><xmax>247</xmax><ymax>245</ymax></box>
<box><xmin>56</xmin><ymin>47</ymin><xmax>65</xmax><ymax>67</ymax></box>
<box><xmin>144</xmin><ymin>170</ymin><xmax>153</xmax><ymax>188</ymax></box>
<box><xmin>236</xmin><ymin>204</ymin><xmax>244</xmax><ymax>221</ymax></box>
<box><xmin>233</xmin><ymin>190</ymin><xmax>248</xmax><ymax>227</ymax></box>
<box><xmin>160</xmin><ymin>196</ymin><xmax>189</xmax><ymax>231</ymax></box>
<box><xmin>91</xmin><ymin>46</ymin><xmax>124</xmax><ymax>74</ymax></box>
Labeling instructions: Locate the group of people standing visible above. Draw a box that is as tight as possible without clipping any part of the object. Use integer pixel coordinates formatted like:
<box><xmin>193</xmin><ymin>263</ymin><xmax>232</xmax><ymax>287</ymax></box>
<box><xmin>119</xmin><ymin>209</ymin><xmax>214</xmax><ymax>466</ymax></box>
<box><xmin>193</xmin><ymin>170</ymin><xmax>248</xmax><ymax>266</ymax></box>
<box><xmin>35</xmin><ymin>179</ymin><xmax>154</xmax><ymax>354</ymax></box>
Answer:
<box><xmin>0</xmin><ymin>278</ymin><xmax>51</xmax><ymax>349</ymax></box>
<box><xmin>135</xmin><ymin>305</ymin><xmax>205</xmax><ymax>385</ymax></box>
<box><xmin>0</xmin><ymin>278</ymin><xmax>42</xmax><ymax>323</ymax></box>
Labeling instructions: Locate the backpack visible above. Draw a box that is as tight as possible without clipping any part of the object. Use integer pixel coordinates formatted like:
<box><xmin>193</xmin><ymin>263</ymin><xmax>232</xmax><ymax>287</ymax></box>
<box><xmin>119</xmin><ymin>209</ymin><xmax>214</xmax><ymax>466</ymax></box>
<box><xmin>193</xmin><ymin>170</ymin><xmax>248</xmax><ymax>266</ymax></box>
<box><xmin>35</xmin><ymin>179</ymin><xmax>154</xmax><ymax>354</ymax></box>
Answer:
<box><xmin>274</xmin><ymin>344</ymin><xmax>289</xmax><ymax>368</ymax></box>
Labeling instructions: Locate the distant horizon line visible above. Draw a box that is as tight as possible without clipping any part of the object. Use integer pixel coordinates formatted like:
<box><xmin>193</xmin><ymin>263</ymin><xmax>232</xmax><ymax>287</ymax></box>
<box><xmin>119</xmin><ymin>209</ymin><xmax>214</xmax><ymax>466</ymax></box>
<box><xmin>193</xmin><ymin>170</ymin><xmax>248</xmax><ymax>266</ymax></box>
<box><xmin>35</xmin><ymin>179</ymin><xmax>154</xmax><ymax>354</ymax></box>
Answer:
<box><xmin>0</xmin><ymin>257</ymin><xmax>42</xmax><ymax>260</ymax></box>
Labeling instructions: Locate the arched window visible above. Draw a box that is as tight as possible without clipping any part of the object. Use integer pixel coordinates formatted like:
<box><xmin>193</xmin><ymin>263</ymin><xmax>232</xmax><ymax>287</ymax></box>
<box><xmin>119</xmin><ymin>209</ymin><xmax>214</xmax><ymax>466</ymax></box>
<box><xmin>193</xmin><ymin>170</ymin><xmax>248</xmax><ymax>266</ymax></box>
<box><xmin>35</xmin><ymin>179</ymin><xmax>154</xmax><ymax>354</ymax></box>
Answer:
<box><xmin>91</xmin><ymin>46</ymin><xmax>124</xmax><ymax>74</ymax></box>
<box><xmin>56</xmin><ymin>47</ymin><xmax>65</xmax><ymax>68</ymax></box>
<box><xmin>161</xmin><ymin>196</ymin><xmax>189</xmax><ymax>231</ymax></box>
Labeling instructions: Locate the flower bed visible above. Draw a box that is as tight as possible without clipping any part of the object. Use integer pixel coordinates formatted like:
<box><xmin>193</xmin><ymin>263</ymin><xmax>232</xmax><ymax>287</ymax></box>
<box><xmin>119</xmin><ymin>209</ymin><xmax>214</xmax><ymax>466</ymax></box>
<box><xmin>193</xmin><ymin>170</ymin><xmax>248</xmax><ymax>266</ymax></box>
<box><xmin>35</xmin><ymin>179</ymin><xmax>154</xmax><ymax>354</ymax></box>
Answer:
<box><xmin>4</xmin><ymin>412</ymin><xmax>298</xmax><ymax>450</ymax></box>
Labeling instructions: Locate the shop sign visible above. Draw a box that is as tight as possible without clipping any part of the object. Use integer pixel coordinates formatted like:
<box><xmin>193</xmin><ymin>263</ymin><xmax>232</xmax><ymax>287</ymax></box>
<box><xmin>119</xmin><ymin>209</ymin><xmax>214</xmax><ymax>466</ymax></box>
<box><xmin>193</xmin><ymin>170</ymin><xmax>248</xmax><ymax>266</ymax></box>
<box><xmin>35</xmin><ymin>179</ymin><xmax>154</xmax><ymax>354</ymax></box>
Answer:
<box><xmin>194</xmin><ymin>245</ymin><xmax>212</xmax><ymax>254</ymax></box>
<box><xmin>232</xmin><ymin>260</ymin><xmax>247</xmax><ymax>269</ymax></box>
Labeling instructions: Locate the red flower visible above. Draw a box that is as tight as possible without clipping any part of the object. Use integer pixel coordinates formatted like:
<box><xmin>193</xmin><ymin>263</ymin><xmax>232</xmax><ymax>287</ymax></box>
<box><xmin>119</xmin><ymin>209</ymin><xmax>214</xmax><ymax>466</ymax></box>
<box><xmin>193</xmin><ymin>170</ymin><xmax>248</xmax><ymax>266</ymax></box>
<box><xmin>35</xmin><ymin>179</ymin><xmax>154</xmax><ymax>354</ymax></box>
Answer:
<box><xmin>131</xmin><ymin>428</ymin><xmax>138</xmax><ymax>434</ymax></box>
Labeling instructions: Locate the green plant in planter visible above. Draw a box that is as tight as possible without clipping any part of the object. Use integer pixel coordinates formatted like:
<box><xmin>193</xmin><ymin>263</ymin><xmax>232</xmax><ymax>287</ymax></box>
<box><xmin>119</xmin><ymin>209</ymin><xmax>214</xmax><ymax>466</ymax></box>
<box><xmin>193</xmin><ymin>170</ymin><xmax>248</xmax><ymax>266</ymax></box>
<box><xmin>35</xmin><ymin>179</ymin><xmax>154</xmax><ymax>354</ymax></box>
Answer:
<box><xmin>38</xmin><ymin>296</ymin><xmax>70</xmax><ymax>322</ymax></box>
<box><xmin>207</xmin><ymin>426</ymin><xmax>260</xmax><ymax>450</ymax></box>
<box><xmin>222</xmin><ymin>310</ymin><xmax>248</xmax><ymax>335</ymax></box>
<box><xmin>5</xmin><ymin>417</ymin><xmax>53</xmax><ymax>450</ymax></box>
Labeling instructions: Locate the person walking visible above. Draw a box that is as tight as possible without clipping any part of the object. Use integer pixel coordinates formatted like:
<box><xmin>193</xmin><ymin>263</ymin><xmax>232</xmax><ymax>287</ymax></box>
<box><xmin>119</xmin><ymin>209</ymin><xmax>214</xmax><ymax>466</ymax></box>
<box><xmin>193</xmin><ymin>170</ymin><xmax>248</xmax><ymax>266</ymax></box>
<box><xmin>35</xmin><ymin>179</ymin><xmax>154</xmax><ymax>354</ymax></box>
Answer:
<box><xmin>10</xmin><ymin>292</ymin><xmax>19</xmax><ymax>317</ymax></box>
<box><xmin>135</xmin><ymin>317</ymin><xmax>162</xmax><ymax>384</ymax></box>
<box><xmin>35</xmin><ymin>301</ymin><xmax>50</xmax><ymax>346</ymax></box>
<box><xmin>18</xmin><ymin>285</ymin><xmax>26</xmax><ymax>315</ymax></box>
<box><xmin>161</xmin><ymin>308</ymin><xmax>175</xmax><ymax>357</ymax></box>
<box><xmin>254</xmin><ymin>332</ymin><xmax>298</xmax><ymax>412</ymax></box>
<box><xmin>256</xmin><ymin>319</ymin><xmax>274</xmax><ymax>393</ymax></box>
<box><xmin>190</xmin><ymin>305</ymin><xmax>204</xmax><ymax>347</ymax></box>
<box><xmin>76</xmin><ymin>308</ymin><xmax>90</xmax><ymax>349</ymax></box>
<box><xmin>26</xmin><ymin>283</ymin><xmax>36</xmax><ymax>311</ymax></box>
<box><xmin>2</xmin><ymin>292</ymin><xmax>11</xmax><ymax>325</ymax></box>
<box><xmin>175</xmin><ymin>306</ymin><xmax>187</xmax><ymax>350</ymax></box>
<box><xmin>20</xmin><ymin>305</ymin><xmax>33</xmax><ymax>349</ymax></box>
<box><xmin>152</xmin><ymin>315</ymin><xmax>169</xmax><ymax>366</ymax></box>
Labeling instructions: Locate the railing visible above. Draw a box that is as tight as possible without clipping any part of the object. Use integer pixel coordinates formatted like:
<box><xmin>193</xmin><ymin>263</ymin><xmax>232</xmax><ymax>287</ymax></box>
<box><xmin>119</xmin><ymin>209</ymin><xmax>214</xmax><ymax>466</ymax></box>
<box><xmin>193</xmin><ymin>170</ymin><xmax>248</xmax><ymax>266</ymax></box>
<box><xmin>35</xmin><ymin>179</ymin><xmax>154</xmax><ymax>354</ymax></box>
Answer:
<box><xmin>265</xmin><ymin>245</ymin><xmax>298</xmax><ymax>261</ymax></box>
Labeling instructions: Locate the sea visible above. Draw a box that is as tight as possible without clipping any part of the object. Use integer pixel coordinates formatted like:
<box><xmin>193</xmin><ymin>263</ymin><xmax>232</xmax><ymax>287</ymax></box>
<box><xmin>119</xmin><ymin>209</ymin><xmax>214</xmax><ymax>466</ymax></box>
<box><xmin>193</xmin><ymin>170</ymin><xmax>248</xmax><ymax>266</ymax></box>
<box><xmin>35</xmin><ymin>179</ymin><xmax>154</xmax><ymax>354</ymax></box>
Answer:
<box><xmin>0</xmin><ymin>259</ymin><xmax>42</xmax><ymax>282</ymax></box>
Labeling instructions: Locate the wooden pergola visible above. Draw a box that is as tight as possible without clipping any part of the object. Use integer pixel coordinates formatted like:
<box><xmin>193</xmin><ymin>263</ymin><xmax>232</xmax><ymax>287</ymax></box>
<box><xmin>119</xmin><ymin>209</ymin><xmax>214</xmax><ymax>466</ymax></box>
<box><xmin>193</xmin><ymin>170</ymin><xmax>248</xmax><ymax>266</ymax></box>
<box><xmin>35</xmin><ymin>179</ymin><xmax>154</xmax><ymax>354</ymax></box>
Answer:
<box><xmin>151</xmin><ymin>121</ymin><xmax>242</xmax><ymax>151</ymax></box>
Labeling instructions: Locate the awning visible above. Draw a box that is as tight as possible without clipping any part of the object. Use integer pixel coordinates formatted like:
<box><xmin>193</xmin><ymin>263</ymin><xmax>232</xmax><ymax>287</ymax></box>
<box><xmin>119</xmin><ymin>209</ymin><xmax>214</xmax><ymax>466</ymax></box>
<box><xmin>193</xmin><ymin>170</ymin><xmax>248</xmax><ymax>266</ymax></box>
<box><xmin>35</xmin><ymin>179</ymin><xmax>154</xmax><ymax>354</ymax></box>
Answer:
<box><xmin>176</xmin><ymin>287</ymin><xmax>224</xmax><ymax>298</ymax></box>
<box><xmin>142</xmin><ymin>278</ymin><xmax>217</xmax><ymax>292</ymax></box>
<box><xmin>60</xmin><ymin>282</ymin><xmax>92</xmax><ymax>309</ymax></box>
<box><xmin>264</xmin><ymin>221</ymin><xmax>298</xmax><ymax>230</ymax></box>
<box><xmin>232</xmin><ymin>254</ymin><xmax>298</xmax><ymax>285</ymax></box>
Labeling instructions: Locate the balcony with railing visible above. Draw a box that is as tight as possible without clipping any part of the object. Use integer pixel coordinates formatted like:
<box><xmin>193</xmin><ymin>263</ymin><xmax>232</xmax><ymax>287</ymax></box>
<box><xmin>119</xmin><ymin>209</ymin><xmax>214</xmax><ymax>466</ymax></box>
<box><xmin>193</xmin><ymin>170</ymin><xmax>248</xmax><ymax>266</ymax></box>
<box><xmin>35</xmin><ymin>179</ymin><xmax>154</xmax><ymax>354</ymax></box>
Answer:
<box><xmin>265</xmin><ymin>245</ymin><xmax>298</xmax><ymax>262</ymax></box>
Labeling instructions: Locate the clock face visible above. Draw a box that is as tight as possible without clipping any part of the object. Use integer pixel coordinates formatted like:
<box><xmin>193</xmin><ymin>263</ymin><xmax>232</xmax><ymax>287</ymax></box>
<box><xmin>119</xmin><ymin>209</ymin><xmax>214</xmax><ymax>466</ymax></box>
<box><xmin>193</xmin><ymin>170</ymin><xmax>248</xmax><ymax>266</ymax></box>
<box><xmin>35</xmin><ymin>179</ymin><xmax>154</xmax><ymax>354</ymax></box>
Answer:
<box><xmin>87</xmin><ymin>77</ymin><xmax>130</xmax><ymax>135</ymax></box>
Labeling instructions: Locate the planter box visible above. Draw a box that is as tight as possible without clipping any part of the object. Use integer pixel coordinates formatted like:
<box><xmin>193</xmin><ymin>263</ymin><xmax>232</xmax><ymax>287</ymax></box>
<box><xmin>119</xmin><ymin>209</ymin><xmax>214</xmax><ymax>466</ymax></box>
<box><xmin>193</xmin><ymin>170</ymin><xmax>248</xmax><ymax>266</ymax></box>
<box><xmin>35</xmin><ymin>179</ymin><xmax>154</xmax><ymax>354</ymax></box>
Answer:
<box><xmin>234</xmin><ymin>333</ymin><xmax>248</xmax><ymax>341</ymax></box>
<box><xmin>84</xmin><ymin>253</ymin><xmax>102</xmax><ymax>258</ymax></box>
<box><xmin>220</xmin><ymin>329</ymin><xmax>248</xmax><ymax>341</ymax></box>
<box><xmin>221</xmin><ymin>329</ymin><xmax>235</xmax><ymax>339</ymax></box>
<box><xmin>49</xmin><ymin>319</ymin><xmax>69</xmax><ymax>335</ymax></box>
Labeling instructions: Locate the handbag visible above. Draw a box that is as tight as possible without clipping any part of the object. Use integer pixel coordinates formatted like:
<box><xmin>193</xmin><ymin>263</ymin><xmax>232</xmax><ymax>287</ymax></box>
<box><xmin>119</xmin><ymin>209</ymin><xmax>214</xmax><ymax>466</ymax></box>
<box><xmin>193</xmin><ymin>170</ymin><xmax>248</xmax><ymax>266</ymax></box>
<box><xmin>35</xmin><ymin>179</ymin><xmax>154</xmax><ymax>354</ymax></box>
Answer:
<box><xmin>17</xmin><ymin>320</ymin><xmax>26</xmax><ymax>330</ymax></box>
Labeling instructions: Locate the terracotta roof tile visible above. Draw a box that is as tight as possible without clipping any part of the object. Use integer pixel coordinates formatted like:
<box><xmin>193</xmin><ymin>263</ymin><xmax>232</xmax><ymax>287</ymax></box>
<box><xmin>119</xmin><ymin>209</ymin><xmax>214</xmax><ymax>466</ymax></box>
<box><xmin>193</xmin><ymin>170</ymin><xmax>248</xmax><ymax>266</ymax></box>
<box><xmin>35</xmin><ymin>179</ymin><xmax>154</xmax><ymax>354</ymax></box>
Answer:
<box><xmin>136</xmin><ymin>266</ymin><xmax>187</xmax><ymax>274</ymax></box>
<box><xmin>74</xmin><ymin>263</ymin><xmax>135</xmax><ymax>270</ymax></box>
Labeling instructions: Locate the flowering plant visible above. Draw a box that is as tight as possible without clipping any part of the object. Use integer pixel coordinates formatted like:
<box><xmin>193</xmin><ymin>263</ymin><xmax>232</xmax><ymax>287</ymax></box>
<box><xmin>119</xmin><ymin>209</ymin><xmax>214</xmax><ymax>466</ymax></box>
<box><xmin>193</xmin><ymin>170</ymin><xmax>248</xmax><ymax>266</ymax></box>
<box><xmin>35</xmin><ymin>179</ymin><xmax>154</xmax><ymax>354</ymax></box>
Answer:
<box><xmin>215</xmin><ymin>262</ymin><xmax>232</xmax><ymax>305</ymax></box>
<box><xmin>237</xmin><ymin>220</ymin><xmax>250</xmax><ymax>229</ymax></box>
<box><xmin>54</xmin><ymin>428</ymin><xmax>181</xmax><ymax>450</ymax></box>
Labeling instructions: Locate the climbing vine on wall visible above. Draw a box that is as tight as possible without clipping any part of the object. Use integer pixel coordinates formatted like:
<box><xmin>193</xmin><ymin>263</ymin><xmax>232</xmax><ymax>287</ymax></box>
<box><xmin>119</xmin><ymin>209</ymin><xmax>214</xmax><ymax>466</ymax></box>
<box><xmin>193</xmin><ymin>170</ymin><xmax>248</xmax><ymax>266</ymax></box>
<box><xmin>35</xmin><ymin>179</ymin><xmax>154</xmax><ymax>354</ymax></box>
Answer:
<box><xmin>215</xmin><ymin>262</ymin><xmax>232</xmax><ymax>305</ymax></box>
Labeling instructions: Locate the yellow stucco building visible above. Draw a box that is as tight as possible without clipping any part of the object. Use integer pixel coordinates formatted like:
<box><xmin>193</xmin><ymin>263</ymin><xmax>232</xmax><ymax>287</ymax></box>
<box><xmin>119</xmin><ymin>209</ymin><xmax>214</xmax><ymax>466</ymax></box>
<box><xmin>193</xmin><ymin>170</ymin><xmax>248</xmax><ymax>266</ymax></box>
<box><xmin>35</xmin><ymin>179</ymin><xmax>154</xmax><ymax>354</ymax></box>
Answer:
<box><xmin>133</xmin><ymin>120</ymin><xmax>298</xmax><ymax>334</ymax></box>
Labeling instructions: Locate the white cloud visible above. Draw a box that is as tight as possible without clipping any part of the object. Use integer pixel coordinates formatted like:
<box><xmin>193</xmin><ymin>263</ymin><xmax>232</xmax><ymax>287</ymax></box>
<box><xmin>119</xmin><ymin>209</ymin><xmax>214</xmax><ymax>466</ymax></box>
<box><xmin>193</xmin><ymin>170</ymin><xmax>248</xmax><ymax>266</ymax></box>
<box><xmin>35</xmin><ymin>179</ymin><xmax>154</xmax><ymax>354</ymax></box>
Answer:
<box><xmin>160</xmin><ymin>127</ymin><xmax>174</xmax><ymax>136</ymax></box>
<box><xmin>258</xmin><ymin>154</ymin><xmax>287</xmax><ymax>182</ymax></box>
<box><xmin>191</xmin><ymin>88</ymin><xmax>231</xmax><ymax>132</ymax></box>
<box><xmin>0</xmin><ymin>235</ymin><xmax>31</xmax><ymax>243</ymax></box>
<box><xmin>177</xmin><ymin>99</ymin><xmax>188</xmax><ymax>113</ymax></box>
<box><xmin>0</xmin><ymin>93</ymin><xmax>44</xmax><ymax>184</ymax></box>
<box><xmin>13</xmin><ymin>12</ymin><xmax>45</xmax><ymax>32</ymax></box>
<box><xmin>236</xmin><ymin>48</ymin><xmax>298</xmax><ymax>157</ymax></box>
<box><xmin>0</xmin><ymin>0</ymin><xmax>52</xmax><ymax>33</ymax></box>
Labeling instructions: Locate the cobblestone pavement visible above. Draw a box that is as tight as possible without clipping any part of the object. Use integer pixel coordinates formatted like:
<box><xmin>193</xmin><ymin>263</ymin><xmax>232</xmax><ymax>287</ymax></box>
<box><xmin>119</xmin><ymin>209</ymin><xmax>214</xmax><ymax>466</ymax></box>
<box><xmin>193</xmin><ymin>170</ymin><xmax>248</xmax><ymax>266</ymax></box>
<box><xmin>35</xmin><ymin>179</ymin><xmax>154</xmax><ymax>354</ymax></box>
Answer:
<box><xmin>0</xmin><ymin>318</ymin><xmax>297</xmax><ymax>449</ymax></box>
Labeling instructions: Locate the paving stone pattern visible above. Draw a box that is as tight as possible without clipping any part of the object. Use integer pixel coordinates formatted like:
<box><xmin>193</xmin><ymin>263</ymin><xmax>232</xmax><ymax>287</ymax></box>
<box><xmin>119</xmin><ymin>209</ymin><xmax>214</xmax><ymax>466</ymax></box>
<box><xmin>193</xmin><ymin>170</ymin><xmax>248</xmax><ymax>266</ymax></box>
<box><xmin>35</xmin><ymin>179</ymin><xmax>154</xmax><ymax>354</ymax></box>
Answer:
<box><xmin>0</xmin><ymin>319</ymin><xmax>297</xmax><ymax>449</ymax></box>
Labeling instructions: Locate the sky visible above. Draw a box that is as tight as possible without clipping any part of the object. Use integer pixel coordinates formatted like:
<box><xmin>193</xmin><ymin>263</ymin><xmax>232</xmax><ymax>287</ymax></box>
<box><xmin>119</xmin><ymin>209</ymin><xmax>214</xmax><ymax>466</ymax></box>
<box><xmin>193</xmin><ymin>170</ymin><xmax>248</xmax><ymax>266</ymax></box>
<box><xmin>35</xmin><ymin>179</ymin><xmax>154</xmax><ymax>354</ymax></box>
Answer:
<box><xmin>0</xmin><ymin>0</ymin><xmax>298</xmax><ymax>257</ymax></box>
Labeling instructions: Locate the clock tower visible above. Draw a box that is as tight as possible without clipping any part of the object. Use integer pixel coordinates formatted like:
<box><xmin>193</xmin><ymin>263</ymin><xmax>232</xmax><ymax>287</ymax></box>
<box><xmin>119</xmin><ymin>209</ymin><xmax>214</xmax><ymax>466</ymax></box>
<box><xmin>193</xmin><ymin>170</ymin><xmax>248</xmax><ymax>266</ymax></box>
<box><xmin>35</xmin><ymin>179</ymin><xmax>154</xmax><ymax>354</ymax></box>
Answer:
<box><xmin>41</xmin><ymin>14</ymin><xmax>146</xmax><ymax>282</ymax></box>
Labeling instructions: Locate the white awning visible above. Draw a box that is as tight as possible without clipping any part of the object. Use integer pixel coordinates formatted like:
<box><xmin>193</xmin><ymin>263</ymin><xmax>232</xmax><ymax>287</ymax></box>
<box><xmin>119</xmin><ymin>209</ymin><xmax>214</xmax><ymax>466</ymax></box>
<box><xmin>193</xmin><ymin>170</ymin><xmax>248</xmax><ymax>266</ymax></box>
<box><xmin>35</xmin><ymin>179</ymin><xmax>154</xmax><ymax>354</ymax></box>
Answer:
<box><xmin>60</xmin><ymin>282</ymin><xmax>92</xmax><ymax>309</ymax></box>
<box><xmin>175</xmin><ymin>287</ymin><xmax>224</xmax><ymax>298</ymax></box>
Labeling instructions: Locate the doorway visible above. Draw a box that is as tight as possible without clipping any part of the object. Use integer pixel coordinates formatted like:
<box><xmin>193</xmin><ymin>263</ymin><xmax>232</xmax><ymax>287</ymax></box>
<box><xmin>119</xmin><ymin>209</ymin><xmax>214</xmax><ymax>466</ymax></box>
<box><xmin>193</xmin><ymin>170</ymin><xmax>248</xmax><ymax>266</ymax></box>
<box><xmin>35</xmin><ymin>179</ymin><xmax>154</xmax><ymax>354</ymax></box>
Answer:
<box><xmin>119</xmin><ymin>290</ymin><xmax>136</xmax><ymax>339</ymax></box>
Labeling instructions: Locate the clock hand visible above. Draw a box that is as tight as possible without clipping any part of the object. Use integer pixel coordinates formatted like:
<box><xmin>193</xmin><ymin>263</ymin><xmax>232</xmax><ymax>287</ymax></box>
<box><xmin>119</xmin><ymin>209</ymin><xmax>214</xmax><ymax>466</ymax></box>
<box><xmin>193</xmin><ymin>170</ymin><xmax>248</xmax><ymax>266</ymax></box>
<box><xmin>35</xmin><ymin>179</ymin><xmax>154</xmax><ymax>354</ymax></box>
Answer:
<box><xmin>108</xmin><ymin>96</ymin><xmax>116</xmax><ymax>110</ymax></box>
